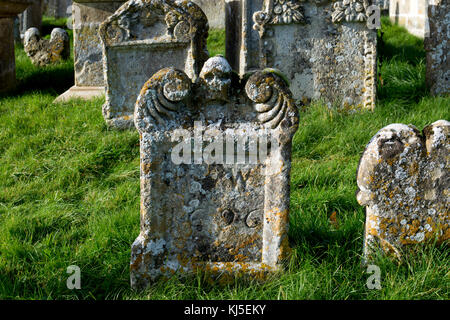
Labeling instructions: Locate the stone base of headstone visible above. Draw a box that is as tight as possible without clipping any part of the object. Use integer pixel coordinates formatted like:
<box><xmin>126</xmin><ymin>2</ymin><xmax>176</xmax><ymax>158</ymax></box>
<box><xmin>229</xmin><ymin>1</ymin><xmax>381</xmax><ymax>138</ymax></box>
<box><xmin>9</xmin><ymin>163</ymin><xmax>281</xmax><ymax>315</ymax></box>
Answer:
<box><xmin>53</xmin><ymin>86</ymin><xmax>104</xmax><ymax>102</ymax></box>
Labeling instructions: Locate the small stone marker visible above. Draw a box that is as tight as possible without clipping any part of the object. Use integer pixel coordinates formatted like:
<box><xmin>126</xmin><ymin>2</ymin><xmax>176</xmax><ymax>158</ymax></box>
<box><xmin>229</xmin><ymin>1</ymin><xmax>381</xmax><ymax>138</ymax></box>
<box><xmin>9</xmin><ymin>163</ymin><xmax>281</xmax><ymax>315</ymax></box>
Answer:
<box><xmin>131</xmin><ymin>56</ymin><xmax>299</xmax><ymax>288</ymax></box>
<box><xmin>357</xmin><ymin>120</ymin><xmax>449</xmax><ymax>261</ymax></box>
<box><xmin>425</xmin><ymin>0</ymin><xmax>449</xmax><ymax>96</ymax></box>
<box><xmin>24</xmin><ymin>27</ymin><xmax>69</xmax><ymax>66</ymax></box>
<box><xmin>99</xmin><ymin>0</ymin><xmax>209</xmax><ymax>129</ymax></box>
<box><xmin>227</xmin><ymin>0</ymin><xmax>378</xmax><ymax>110</ymax></box>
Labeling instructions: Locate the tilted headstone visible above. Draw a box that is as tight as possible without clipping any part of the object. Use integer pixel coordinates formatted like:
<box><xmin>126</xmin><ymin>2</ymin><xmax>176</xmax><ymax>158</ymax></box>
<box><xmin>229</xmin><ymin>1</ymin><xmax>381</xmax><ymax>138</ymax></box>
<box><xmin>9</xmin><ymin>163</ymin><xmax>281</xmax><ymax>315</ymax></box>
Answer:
<box><xmin>425</xmin><ymin>0</ymin><xmax>449</xmax><ymax>96</ymax></box>
<box><xmin>357</xmin><ymin>120</ymin><xmax>449</xmax><ymax>261</ymax></box>
<box><xmin>99</xmin><ymin>0</ymin><xmax>209</xmax><ymax>129</ymax></box>
<box><xmin>54</xmin><ymin>0</ymin><xmax>126</xmax><ymax>102</ymax></box>
<box><xmin>131</xmin><ymin>56</ymin><xmax>299</xmax><ymax>288</ymax></box>
<box><xmin>0</xmin><ymin>0</ymin><xmax>32</xmax><ymax>93</ymax></box>
<box><xmin>226</xmin><ymin>0</ymin><xmax>378</xmax><ymax>110</ymax></box>
<box><xmin>24</xmin><ymin>27</ymin><xmax>70</xmax><ymax>66</ymax></box>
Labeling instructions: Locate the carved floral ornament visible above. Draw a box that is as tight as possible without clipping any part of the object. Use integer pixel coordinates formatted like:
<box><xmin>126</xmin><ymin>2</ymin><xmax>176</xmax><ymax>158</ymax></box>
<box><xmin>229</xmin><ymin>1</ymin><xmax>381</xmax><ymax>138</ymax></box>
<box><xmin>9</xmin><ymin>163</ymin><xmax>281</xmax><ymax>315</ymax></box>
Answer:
<box><xmin>253</xmin><ymin>0</ymin><xmax>372</xmax><ymax>36</ymax></box>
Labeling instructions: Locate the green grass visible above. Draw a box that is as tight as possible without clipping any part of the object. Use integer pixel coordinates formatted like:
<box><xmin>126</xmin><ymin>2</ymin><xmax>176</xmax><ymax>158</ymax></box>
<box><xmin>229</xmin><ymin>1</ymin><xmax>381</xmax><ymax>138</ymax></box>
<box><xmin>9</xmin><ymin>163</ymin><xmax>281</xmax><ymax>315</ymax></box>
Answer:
<box><xmin>0</xmin><ymin>18</ymin><xmax>448</xmax><ymax>300</ymax></box>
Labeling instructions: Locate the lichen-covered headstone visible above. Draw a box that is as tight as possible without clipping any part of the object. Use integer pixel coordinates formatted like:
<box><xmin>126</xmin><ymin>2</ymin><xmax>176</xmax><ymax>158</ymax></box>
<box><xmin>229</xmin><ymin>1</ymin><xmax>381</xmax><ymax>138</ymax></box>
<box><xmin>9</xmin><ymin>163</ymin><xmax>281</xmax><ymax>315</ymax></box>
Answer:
<box><xmin>357</xmin><ymin>120</ymin><xmax>449</xmax><ymax>261</ymax></box>
<box><xmin>131</xmin><ymin>56</ymin><xmax>299</xmax><ymax>289</ymax></box>
<box><xmin>227</xmin><ymin>0</ymin><xmax>378</xmax><ymax>110</ymax></box>
<box><xmin>425</xmin><ymin>0</ymin><xmax>449</xmax><ymax>96</ymax></box>
<box><xmin>99</xmin><ymin>0</ymin><xmax>209</xmax><ymax>129</ymax></box>
<box><xmin>24</xmin><ymin>27</ymin><xmax>69</xmax><ymax>66</ymax></box>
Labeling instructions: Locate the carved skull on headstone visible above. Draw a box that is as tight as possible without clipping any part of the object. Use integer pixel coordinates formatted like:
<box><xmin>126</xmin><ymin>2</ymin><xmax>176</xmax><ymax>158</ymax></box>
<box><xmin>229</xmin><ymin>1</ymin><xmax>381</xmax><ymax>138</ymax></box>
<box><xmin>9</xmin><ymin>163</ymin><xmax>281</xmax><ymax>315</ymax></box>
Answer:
<box><xmin>199</xmin><ymin>56</ymin><xmax>232</xmax><ymax>103</ymax></box>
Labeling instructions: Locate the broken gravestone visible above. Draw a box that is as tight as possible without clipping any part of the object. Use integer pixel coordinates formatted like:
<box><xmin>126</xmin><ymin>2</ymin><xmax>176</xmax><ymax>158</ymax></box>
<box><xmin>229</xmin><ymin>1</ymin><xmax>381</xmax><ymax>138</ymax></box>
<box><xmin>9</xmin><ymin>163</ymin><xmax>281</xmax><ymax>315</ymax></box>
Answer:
<box><xmin>425</xmin><ymin>0</ymin><xmax>449</xmax><ymax>96</ymax></box>
<box><xmin>99</xmin><ymin>0</ymin><xmax>209</xmax><ymax>129</ymax></box>
<box><xmin>130</xmin><ymin>56</ymin><xmax>299</xmax><ymax>289</ymax></box>
<box><xmin>24</xmin><ymin>27</ymin><xmax>70</xmax><ymax>66</ymax></box>
<box><xmin>357</xmin><ymin>120</ymin><xmax>449</xmax><ymax>261</ymax></box>
<box><xmin>227</xmin><ymin>0</ymin><xmax>378</xmax><ymax>109</ymax></box>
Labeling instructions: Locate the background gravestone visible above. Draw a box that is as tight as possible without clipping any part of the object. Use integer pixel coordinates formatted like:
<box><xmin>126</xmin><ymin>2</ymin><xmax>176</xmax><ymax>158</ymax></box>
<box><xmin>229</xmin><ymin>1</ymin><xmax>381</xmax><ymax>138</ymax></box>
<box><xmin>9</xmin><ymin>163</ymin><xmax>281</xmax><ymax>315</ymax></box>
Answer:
<box><xmin>389</xmin><ymin>0</ymin><xmax>428</xmax><ymax>38</ymax></box>
<box><xmin>425</xmin><ymin>0</ymin><xmax>449</xmax><ymax>96</ymax></box>
<box><xmin>18</xmin><ymin>0</ymin><xmax>42</xmax><ymax>38</ymax></box>
<box><xmin>55</xmin><ymin>0</ymin><xmax>125</xmax><ymax>102</ymax></box>
<box><xmin>99</xmin><ymin>0</ymin><xmax>209</xmax><ymax>129</ymax></box>
<box><xmin>43</xmin><ymin>0</ymin><xmax>72</xmax><ymax>18</ymax></box>
<box><xmin>0</xmin><ymin>0</ymin><xmax>32</xmax><ymax>93</ymax></box>
<box><xmin>357</xmin><ymin>120</ymin><xmax>449</xmax><ymax>261</ymax></box>
<box><xmin>227</xmin><ymin>0</ymin><xmax>378</xmax><ymax>110</ymax></box>
<box><xmin>131</xmin><ymin>57</ymin><xmax>299</xmax><ymax>289</ymax></box>
<box><xmin>192</xmin><ymin>0</ymin><xmax>225</xmax><ymax>29</ymax></box>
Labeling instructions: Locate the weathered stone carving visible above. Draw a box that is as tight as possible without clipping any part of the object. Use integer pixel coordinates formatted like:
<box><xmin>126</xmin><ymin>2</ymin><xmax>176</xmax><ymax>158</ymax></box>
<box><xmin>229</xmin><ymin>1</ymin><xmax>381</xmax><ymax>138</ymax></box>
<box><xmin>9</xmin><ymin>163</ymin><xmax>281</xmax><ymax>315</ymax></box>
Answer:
<box><xmin>24</xmin><ymin>27</ymin><xmax>70</xmax><ymax>66</ymax></box>
<box><xmin>357</xmin><ymin>120</ymin><xmax>449</xmax><ymax>261</ymax></box>
<box><xmin>131</xmin><ymin>56</ymin><xmax>299</xmax><ymax>289</ymax></box>
<box><xmin>253</xmin><ymin>0</ymin><xmax>305</xmax><ymax>37</ymax></box>
<box><xmin>425</xmin><ymin>0</ymin><xmax>449</xmax><ymax>96</ymax></box>
<box><xmin>331</xmin><ymin>0</ymin><xmax>371</xmax><ymax>23</ymax></box>
<box><xmin>99</xmin><ymin>0</ymin><xmax>209</xmax><ymax>129</ymax></box>
<box><xmin>249</xmin><ymin>0</ymin><xmax>377</xmax><ymax>110</ymax></box>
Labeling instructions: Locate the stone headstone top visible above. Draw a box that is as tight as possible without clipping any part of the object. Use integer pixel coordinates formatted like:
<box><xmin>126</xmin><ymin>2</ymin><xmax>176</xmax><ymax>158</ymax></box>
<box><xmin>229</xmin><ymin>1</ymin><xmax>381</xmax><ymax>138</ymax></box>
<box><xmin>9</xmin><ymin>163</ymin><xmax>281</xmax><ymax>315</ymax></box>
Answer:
<box><xmin>357</xmin><ymin>120</ymin><xmax>449</xmax><ymax>261</ymax></box>
<box><xmin>99</xmin><ymin>0</ymin><xmax>209</xmax><ymax>129</ymax></box>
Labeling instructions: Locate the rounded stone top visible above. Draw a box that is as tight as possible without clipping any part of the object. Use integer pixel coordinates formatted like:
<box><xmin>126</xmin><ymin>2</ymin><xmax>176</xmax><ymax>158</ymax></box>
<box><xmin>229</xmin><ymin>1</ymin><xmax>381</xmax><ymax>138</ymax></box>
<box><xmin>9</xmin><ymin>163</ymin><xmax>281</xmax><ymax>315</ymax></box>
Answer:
<box><xmin>24</xmin><ymin>27</ymin><xmax>39</xmax><ymax>46</ymax></box>
<box><xmin>51</xmin><ymin>28</ymin><xmax>69</xmax><ymax>41</ymax></box>
<box><xmin>199</xmin><ymin>56</ymin><xmax>232</xmax><ymax>79</ymax></box>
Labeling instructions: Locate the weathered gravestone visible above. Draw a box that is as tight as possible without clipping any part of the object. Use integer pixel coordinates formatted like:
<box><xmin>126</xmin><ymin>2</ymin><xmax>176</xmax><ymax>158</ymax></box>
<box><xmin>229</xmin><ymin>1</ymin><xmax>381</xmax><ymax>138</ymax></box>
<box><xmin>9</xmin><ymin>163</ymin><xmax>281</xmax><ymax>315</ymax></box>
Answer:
<box><xmin>357</xmin><ymin>120</ymin><xmax>449</xmax><ymax>261</ymax></box>
<box><xmin>0</xmin><ymin>0</ymin><xmax>32</xmax><ymax>93</ymax></box>
<box><xmin>99</xmin><ymin>0</ymin><xmax>209</xmax><ymax>129</ymax></box>
<box><xmin>425</xmin><ymin>0</ymin><xmax>449</xmax><ymax>96</ymax></box>
<box><xmin>227</xmin><ymin>0</ymin><xmax>378</xmax><ymax>110</ymax></box>
<box><xmin>55</xmin><ymin>0</ymin><xmax>125</xmax><ymax>102</ymax></box>
<box><xmin>24</xmin><ymin>27</ymin><xmax>70</xmax><ymax>66</ymax></box>
<box><xmin>130</xmin><ymin>56</ymin><xmax>299</xmax><ymax>288</ymax></box>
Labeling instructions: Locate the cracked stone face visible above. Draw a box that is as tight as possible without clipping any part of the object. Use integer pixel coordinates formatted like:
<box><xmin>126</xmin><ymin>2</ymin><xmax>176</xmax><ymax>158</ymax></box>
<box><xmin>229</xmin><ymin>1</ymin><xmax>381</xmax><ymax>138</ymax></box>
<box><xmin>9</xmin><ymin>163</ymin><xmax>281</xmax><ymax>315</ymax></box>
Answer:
<box><xmin>24</xmin><ymin>27</ymin><xmax>70</xmax><ymax>67</ymax></box>
<box><xmin>131</xmin><ymin>58</ymin><xmax>299</xmax><ymax>290</ymax></box>
<box><xmin>357</xmin><ymin>120</ymin><xmax>449</xmax><ymax>261</ymax></box>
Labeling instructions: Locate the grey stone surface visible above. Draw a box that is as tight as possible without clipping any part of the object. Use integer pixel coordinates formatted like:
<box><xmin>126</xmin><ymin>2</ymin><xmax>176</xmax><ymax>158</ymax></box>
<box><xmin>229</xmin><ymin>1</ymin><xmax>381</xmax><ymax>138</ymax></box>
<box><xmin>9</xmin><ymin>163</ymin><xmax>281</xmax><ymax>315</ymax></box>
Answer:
<box><xmin>425</xmin><ymin>0</ymin><xmax>449</xmax><ymax>96</ymax></box>
<box><xmin>192</xmin><ymin>0</ymin><xmax>225</xmax><ymax>29</ymax></box>
<box><xmin>72</xmin><ymin>0</ymin><xmax>125</xmax><ymax>87</ymax></box>
<box><xmin>99</xmin><ymin>0</ymin><xmax>209</xmax><ymax>129</ymax></box>
<box><xmin>43</xmin><ymin>0</ymin><xmax>72</xmax><ymax>18</ymax></box>
<box><xmin>131</xmin><ymin>57</ymin><xmax>299</xmax><ymax>289</ymax></box>
<box><xmin>228</xmin><ymin>0</ymin><xmax>377</xmax><ymax>110</ymax></box>
<box><xmin>0</xmin><ymin>0</ymin><xmax>33</xmax><ymax>92</ymax></box>
<box><xmin>357</xmin><ymin>120</ymin><xmax>449</xmax><ymax>261</ymax></box>
<box><xmin>24</xmin><ymin>27</ymin><xmax>69</xmax><ymax>66</ymax></box>
<box><xmin>18</xmin><ymin>0</ymin><xmax>42</xmax><ymax>36</ymax></box>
